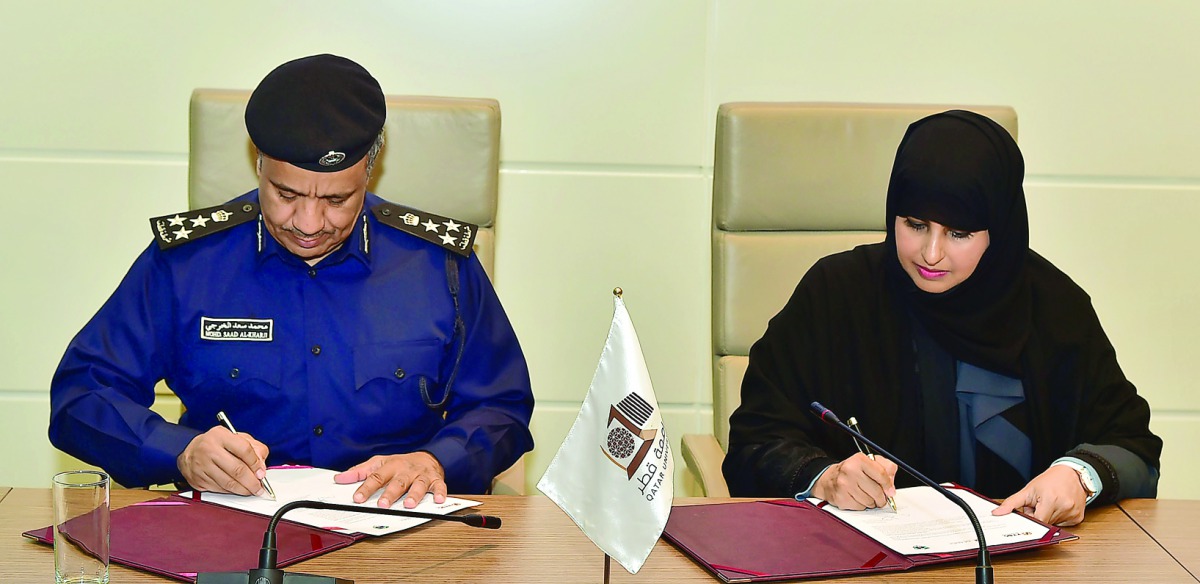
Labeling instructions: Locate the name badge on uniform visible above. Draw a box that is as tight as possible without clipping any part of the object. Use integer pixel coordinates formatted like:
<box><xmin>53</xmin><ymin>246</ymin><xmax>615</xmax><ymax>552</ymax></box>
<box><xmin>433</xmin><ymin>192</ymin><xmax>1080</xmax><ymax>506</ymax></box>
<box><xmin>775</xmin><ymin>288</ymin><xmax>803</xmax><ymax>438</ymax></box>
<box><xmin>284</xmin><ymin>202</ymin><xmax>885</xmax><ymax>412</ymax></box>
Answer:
<box><xmin>201</xmin><ymin>317</ymin><xmax>274</xmax><ymax>342</ymax></box>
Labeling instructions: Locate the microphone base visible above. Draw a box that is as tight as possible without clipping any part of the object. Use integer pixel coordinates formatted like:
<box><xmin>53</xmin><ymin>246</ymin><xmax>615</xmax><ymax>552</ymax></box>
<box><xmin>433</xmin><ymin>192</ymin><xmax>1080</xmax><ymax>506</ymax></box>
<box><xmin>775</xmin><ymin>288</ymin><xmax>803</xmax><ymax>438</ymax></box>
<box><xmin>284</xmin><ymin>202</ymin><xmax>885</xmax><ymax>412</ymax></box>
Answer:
<box><xmin>976</xmin><ymin>565</ymin><xmax>994</xmax><ymax>584</ymax></box>
<box><xmin>196</xmin><ymin>570</ymin><xmax>353</xmax><ymax>584</ymax></box>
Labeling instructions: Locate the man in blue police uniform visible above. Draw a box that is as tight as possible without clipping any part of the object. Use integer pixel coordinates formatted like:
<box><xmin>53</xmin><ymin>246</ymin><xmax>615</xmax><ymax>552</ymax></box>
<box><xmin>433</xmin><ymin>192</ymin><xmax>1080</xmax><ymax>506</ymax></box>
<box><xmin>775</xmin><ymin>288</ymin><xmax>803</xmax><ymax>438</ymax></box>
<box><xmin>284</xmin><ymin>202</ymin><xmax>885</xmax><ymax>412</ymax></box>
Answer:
<box><xmin>49</xmin><ymin>54</ymin><xmax>534</xmax><ymax>509</ymax></box>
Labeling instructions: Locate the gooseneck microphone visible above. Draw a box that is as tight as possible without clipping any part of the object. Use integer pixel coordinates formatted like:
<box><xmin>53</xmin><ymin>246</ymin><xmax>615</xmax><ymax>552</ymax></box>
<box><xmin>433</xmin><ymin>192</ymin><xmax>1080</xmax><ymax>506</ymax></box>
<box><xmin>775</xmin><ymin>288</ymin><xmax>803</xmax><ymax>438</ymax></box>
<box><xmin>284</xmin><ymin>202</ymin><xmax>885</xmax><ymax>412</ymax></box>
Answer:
<box><xmin>810</xmin><ymin>402</ymin><xmax>994</xmax><ymax>584</ymax></box>
<box><xmin>196</xmin><ymin>500</ymin><xmax>502</xmax><ymax>584</ymax></box>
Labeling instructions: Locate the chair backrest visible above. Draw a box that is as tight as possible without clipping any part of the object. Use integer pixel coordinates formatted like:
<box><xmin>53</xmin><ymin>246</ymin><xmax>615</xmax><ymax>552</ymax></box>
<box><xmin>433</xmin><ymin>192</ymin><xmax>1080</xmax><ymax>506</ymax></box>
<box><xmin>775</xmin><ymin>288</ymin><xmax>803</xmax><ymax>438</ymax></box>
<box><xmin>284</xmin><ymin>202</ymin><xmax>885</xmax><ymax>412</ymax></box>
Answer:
<box><xmin>711</xmin><ymin>102</ymin><xmax>1018</xmax><ymax>450</ymax></box>
<box><xmin>188</xmin><ymin>90</ymin><xmax>501</xmax><ymax>276</ymax></box>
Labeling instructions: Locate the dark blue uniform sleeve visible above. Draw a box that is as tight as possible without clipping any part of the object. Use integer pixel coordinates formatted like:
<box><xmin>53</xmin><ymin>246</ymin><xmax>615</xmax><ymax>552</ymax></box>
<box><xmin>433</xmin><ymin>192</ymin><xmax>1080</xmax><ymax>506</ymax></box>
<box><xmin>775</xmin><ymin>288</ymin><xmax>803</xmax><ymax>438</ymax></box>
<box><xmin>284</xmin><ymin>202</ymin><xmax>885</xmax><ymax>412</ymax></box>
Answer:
<box><xmin>49</xmin><ymin>244</ymin><xmax>199</xmax><ymax>487</ymax></box>
<box><xmin>419</xmin><ymin>253</ymin><xmax>535</xmax><ymax>493</ymax></box>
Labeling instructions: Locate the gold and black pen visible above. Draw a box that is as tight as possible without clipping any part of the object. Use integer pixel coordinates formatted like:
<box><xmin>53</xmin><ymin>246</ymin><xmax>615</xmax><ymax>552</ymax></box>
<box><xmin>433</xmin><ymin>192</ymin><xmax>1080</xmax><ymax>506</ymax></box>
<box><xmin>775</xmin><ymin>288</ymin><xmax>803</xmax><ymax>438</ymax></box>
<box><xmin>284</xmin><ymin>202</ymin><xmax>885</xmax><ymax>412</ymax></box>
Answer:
<box><xmin>847</xmin><ymin>416</ymin><xmax>897</xmax><ymax>513</ymax></box>
<box><xmin>216</xmin><ymin>411</ymin><xmax>277</xmax><ymax>500</ymax></box>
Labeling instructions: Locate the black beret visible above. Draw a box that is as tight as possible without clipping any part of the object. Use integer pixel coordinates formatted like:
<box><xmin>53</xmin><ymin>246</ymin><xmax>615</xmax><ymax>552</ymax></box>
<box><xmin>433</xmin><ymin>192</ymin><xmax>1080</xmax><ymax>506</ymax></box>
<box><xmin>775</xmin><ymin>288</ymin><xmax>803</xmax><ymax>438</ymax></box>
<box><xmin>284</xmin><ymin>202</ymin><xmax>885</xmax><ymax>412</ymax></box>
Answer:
<box><xmin>245</xmin><ymin>54</ymin><xmax>386</xmax><ymax>173</ymax></box>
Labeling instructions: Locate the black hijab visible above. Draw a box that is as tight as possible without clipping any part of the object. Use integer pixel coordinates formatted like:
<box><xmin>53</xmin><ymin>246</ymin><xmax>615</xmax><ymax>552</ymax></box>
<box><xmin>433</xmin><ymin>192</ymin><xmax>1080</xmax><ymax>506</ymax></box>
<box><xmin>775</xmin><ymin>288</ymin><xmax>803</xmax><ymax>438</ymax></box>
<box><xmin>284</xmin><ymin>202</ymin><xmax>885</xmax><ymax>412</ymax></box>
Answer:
<box><xmin>883</xmin><ymin>110</ymin><xmax>1032</xmax><ymax>377</ymax></box>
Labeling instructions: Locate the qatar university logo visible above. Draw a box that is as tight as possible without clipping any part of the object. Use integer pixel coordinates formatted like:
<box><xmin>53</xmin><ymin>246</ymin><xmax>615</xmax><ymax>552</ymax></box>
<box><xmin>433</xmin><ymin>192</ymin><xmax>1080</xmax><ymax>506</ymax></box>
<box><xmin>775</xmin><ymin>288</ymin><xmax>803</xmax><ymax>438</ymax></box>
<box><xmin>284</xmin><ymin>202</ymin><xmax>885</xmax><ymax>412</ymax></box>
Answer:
<box><xmin>600</xmin><ymin>393</ymin><xmax>659</xmax><ymax>479</ymax></box>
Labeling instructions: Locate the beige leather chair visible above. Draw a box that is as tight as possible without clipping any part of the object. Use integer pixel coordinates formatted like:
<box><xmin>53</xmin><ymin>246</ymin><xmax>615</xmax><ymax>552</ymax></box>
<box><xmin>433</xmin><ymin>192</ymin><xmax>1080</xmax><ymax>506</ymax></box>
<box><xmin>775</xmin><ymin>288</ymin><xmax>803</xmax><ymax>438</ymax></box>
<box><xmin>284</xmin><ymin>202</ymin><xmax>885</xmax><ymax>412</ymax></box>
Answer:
<box><xmin>682</xmin><ymin>102</ymin><xmax>1018</xmax><ymax>497</ymax></box>
<box><xmin>155</xmin><ymin>89</ymin><xmax>524</xmax><ymax>494</ymax></box>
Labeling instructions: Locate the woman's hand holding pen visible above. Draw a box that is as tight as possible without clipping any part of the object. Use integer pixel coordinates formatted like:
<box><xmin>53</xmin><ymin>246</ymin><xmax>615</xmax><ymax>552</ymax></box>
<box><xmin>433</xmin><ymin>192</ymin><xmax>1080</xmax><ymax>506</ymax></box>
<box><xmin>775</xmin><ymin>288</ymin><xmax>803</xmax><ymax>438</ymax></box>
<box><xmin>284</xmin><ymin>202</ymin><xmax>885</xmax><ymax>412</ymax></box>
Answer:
<box><xmin>177</xmin><ymin>425</ymin><xmax>271</xmax><ymax>496</ymax></box>
<box><xmin>812</xmin><ymin>453</ymin><xmax>899</xmax><ymax>511</ymax></box>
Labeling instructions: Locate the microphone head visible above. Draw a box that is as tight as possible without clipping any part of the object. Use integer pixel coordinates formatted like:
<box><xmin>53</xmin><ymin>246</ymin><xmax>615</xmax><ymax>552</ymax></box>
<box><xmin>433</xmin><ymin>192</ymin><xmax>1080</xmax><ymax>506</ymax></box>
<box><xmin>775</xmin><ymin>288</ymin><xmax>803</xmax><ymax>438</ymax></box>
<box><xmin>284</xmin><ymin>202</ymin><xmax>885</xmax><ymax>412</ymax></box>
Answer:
<box><xmin>461</xmin><ymin>514</ymin><xmax>502</xmax><ymax>529</ymax></box>
<box><xmin>810</xmin><ymin>401</ymin><xmax>840</xmax><ymax>424</ymax></box>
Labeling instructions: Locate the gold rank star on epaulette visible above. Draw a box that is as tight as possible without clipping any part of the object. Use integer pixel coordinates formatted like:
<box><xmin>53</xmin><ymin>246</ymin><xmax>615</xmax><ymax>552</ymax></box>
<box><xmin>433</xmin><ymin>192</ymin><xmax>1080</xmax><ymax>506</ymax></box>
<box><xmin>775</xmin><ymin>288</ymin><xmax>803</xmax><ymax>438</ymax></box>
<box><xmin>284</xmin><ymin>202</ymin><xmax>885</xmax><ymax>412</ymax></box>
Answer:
<box><xmin>371</xmin><ymin>203</ymin><xmax>477</xmax><ymax>257</ymax></box>
<box><xmin>149</xmin><ymin>202</ymin><xmax>259</xmax><ymax>250</ymax></box>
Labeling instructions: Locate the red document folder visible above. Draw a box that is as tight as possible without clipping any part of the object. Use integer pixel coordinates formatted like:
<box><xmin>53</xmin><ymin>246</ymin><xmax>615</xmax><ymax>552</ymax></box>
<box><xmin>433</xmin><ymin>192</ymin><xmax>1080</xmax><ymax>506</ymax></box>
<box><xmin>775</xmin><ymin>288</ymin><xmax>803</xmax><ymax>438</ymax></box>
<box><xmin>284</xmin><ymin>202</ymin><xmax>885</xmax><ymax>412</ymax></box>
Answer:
<box><xmin>663</xmin><ymin>491</ymin><xmax>1076</xmax><ymax>583</ymax></box>
<box><xmin>23</xmin><ymin>494</ymin><xmax>364</xmax><ymax>582</ymax></box>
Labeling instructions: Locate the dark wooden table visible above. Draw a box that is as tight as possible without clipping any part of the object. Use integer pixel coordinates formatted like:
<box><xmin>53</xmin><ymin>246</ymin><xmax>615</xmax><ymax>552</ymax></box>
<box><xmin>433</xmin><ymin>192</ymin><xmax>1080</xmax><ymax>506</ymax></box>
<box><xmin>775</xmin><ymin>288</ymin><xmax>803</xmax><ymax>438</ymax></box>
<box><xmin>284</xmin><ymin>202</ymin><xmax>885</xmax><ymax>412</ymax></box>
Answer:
<box><xmin>2</xmin><ymin>489</ymin><xmax>1195</xmax><ymax>582</ymax></box>
<box><xmin>1121</xmin><ymin>498</ymin><xmax>1200</xmax><ymax>581</ymax></box>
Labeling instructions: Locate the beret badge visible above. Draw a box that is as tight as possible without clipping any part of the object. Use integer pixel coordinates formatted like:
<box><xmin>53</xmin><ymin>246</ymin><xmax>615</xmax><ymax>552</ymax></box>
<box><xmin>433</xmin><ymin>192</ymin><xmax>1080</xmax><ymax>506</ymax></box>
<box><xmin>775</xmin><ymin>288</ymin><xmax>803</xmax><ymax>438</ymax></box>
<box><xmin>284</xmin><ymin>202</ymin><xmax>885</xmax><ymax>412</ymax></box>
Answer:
<box><xmin>319</xmin><ymin>150</ymin><xmax>347</xmax><ymax>167</ymax></box>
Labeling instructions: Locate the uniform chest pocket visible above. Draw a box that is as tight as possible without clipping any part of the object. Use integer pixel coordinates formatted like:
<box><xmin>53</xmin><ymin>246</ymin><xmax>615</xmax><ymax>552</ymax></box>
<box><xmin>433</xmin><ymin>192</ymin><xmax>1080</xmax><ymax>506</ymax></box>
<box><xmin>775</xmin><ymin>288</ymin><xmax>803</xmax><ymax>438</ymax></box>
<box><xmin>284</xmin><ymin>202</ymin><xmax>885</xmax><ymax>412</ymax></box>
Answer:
<box><xmin>353</xmin><ymin>340</ymin><xmax>447</xmax><ymax>410</ymax></box>
<box><xmin>176</xmin><ymin>344</ymin><xmax>284</xmax><ymax>407</ymax></box>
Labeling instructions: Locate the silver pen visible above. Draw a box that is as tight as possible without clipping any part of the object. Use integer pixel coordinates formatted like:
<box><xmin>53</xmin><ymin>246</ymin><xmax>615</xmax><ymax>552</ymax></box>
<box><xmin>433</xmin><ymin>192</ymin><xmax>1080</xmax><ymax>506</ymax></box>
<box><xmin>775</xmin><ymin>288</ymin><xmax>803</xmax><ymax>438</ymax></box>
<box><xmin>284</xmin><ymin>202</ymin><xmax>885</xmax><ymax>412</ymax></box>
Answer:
<box><xmin>215</xmin><ymin>411</ymin><xmax>277</xmax><ymax>500</ymax></box>
<box><xmin>847</xmin><ymin>416</ymin><xmax>897</xmax><ymax>513</ymax></box>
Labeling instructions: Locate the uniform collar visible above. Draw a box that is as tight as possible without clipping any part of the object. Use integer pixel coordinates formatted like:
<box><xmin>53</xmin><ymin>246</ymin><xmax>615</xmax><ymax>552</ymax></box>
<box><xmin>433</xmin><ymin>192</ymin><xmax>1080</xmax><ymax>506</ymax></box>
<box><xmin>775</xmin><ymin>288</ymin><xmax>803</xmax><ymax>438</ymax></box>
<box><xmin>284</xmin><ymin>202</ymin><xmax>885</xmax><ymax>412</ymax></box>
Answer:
<box><xmin>253</xmin><ymin>191</ymin><xmax>374</xmax><ymax>269</ymax></box>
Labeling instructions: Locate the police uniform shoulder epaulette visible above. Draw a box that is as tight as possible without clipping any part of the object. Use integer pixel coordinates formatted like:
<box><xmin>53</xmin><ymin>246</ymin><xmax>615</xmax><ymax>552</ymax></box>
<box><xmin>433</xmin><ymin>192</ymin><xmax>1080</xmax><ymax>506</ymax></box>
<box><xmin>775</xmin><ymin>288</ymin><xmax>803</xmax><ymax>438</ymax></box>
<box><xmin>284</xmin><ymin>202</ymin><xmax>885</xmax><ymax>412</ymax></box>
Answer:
<box><xmin>149</xmin><ymin>202</ymin><xmax>258</xmax><ymax>250</ymax></box>
<box><xmin>371</xmin><ymin>203</ymin><xmax>476</xmax><ymax>258</ymax></box>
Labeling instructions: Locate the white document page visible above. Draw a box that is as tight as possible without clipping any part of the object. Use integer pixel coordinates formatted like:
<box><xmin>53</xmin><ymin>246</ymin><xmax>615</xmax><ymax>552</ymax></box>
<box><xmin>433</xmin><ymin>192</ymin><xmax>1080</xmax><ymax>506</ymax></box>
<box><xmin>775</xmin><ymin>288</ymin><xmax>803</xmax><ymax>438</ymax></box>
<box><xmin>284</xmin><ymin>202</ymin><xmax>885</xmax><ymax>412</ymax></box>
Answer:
<box><xmin>810</xmin><ymin>485</ymin><xmax>1049</xmax><ymax>555</ymax></box>
<box><xmin>180</xmin><ymin>466</ymin><xmax>480</xmax><ymax>536</ymax></box>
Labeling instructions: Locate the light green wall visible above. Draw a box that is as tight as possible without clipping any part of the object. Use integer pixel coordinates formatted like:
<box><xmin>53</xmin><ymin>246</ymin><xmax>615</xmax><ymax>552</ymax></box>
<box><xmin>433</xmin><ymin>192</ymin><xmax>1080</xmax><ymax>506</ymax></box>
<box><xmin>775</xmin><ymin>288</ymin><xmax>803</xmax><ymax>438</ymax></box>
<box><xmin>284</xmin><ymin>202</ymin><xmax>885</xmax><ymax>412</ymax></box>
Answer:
<box><xmin>2</xmin><ymin>1</ymin><xmax>1196</xmax><ymax>500</ymax></box>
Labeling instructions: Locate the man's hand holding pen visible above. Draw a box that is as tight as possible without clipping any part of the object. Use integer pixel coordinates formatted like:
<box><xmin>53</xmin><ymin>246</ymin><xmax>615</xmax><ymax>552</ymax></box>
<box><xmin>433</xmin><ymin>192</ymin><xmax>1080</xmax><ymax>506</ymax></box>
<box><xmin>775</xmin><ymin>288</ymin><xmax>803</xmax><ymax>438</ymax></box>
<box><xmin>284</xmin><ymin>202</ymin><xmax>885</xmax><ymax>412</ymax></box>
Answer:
<box><xmin>177</xmin><ymin>424</ymin><xmax>272</xmax><ymax>497</ymax></box>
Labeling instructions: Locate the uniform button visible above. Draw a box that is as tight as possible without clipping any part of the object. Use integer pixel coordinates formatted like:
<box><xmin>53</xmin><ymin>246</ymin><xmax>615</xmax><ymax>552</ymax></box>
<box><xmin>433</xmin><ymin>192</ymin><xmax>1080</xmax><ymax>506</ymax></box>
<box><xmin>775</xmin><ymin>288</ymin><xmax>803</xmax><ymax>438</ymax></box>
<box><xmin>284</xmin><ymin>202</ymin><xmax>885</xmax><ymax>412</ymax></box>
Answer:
<box><xmin>308</xmin><ymin>269</ymin><xmax>317</xmax><ymax>278</ymax></box>
<box><xmin>313</xmin><ymin>425</ymin><xmax>324</xmax><ymax>437</ymax></box>
<box><xmin>311</xmin><ymin>345</ymin><xmax>321</xmax><ymax>356</ymax></box>
<box><xmin>230</xmin><ymin>368</ymin><xmax>240</xmax><ymax>379</ymax></box>
<box><xmin>394</xmin><ymin>368</ymin><xmax>406</xmax><ymax>379</ymax></box>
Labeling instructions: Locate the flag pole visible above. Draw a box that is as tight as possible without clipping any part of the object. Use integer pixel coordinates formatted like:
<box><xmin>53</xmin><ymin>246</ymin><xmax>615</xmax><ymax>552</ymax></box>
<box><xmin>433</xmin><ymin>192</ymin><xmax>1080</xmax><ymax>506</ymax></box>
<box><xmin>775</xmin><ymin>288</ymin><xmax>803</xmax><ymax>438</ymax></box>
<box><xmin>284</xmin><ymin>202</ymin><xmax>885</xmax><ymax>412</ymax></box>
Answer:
<box><xmin>606</xmin><ymin>287</ymin><xmax>619</xmax><ymax>584</ymax></box>
<box><xmin>600</xmin><ymin>291</ymin><xmax>619</xmax><ymax>584</ymax></box>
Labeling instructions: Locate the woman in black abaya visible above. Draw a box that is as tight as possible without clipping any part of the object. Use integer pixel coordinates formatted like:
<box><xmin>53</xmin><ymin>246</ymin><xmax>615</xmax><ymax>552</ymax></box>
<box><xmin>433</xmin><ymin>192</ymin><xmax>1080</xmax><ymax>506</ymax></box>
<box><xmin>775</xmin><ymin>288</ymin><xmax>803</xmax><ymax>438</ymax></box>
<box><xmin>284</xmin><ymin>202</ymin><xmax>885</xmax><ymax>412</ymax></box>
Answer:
<box><xmin>722</xmin><ymin>110</ymin><xmax>1160</xmax><ymax>527</ymax></box>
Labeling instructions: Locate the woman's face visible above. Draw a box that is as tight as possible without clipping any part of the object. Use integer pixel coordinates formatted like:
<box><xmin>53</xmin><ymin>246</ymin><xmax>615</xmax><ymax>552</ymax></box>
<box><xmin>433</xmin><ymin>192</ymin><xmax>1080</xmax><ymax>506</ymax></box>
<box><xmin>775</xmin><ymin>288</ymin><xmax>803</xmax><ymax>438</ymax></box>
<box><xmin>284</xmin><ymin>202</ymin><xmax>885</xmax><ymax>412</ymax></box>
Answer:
<box><xmin>894</xmin><ymin>216</ymin><xmax>990</xmax><ymax>293</ymax></box>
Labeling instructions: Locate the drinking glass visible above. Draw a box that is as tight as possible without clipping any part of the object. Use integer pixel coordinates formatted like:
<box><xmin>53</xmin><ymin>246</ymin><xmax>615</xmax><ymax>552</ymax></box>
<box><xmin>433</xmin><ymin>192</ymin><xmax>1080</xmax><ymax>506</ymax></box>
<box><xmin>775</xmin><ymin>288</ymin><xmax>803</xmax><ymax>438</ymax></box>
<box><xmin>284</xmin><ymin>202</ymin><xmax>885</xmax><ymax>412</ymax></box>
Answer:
<box><xmin>53</xmin><ymin>470</ymin><xmax>110</xmax><ymax>584</ymax></box>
